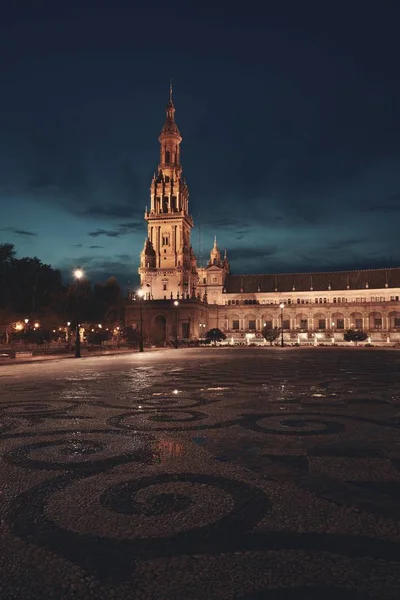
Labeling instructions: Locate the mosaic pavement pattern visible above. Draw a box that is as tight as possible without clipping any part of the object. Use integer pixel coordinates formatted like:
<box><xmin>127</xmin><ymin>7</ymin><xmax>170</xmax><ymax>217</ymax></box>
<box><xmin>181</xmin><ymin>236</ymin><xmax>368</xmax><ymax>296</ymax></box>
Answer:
<box><xmin>0</xmin><ymin>347</ymin><xmax>400</xmax><ymax>599</ymax></box>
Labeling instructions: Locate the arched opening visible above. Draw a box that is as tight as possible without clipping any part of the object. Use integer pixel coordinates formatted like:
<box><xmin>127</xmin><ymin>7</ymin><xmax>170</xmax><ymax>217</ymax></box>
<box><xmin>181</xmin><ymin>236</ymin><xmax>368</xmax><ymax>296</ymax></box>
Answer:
<box><xmin>314</xmin><ymin>313</ymin><xmax>326</xmax><ymax>330</ymax></box>
<box><xmin>154</xmin><ymin>315</ymin><xmax>167</xmax><ymax>344</ymax></box>
<box><xmin>244</xmin><ymin>313</ymin><xmax>257</xmax><ymax>331</ymax></box>
<box><xmin>350</xmin><ymin>312</ymin><xmax>363</xmax><ymax>329</ymax></box>
<box><xmin>332</xmin><ymin>312</ymin><xmax>345</xmax><ymax>330</ymax></box>
<box><xmin>295</xmin><ymin>313</ymin><xmax>308</xmax><ymax>330</ymax></box>
<box><xmin>389</xmin><ymin>311</ymin><xmax>400</xmax><ymax>329</ymax></box>
<box><xmin>369</xmin><ymin>311</ymin><xmax>382</xmax><ymax>330</ymax></box>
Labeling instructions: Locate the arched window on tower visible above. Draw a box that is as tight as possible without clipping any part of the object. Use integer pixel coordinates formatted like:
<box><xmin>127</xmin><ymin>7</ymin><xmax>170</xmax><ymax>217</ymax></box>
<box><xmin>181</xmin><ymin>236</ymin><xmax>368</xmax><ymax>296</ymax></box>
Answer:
<box><xmin>163</xmin><ymin>197</ymin><xmax>168</xmax><ymax>213</ymax></box>
<box><xmin>165</xmin><ymin>151</ymin><xmax>170</xmax><ymax>164</ymax></box>
<box><xmin>171</xmin><ymin>196</ymin><xmax>177</xmax><ymax>211</ymax></box>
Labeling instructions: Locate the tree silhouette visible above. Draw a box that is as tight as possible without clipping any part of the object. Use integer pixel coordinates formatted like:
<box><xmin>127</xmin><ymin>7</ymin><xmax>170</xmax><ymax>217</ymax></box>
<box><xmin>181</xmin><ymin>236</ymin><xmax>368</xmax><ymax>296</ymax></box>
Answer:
<box><xmin>261</xmin><ymin>326</ymin><xmax>280</xmax><ymax>345</ymax></box>
<box><xmin>205</xmin><ymin>328</ymin><xmax>226</xmax><ymax>345</ymax></box>
<box><xmin>344</xmin><ymin>329</ymin><xmax>368</xmax><ymax>345</ymax></box>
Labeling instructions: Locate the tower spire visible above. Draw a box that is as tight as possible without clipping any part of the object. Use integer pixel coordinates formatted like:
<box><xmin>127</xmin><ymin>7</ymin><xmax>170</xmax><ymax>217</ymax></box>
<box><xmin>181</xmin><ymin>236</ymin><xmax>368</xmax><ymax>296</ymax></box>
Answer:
<box><xmin>139</xmin><ymin>88</ymin><xmax>196</xmax><ymax>300</ymax></box>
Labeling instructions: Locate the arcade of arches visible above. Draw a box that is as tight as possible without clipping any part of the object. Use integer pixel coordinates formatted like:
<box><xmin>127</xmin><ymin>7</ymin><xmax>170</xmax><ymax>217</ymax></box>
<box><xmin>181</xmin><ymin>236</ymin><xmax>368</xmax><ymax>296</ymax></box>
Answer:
<box><xmin>124</xmin><ymin>297</ymin><xmax>400</xmax><ymax>345</ymax></box>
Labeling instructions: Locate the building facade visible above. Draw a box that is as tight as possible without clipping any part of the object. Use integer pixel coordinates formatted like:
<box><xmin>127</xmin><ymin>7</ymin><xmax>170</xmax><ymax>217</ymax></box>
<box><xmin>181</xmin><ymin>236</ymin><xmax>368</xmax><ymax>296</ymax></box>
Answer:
<box><xmin>125</xmin><ymin>91</ymin><xmax>400</xmax><ymax>345</ymax></box>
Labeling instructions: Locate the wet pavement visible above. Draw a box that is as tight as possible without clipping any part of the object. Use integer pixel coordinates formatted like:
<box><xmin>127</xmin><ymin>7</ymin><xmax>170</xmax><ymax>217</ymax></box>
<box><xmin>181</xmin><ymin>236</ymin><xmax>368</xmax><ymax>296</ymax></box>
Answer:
<box><xmin>0</xmin><ymin>347</ymin><xmax>400</xmax><ymax>599</ymax></box>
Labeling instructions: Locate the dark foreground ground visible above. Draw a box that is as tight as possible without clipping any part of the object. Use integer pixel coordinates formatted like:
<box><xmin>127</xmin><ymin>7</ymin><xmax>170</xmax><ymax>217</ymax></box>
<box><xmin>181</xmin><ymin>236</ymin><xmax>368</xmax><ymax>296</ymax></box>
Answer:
<box><xmin>0</xmin><ymin>348</ymin><xmax>400</xmax><ymax>599</ymax></box>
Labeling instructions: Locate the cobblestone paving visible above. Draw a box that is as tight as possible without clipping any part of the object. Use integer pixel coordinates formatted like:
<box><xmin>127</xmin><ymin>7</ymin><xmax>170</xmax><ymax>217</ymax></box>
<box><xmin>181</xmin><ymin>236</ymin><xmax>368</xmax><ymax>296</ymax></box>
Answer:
<box><xmin>0</xmin><ymin>347</ymin><xmax>400</xmax><ymax>599</ymax></box>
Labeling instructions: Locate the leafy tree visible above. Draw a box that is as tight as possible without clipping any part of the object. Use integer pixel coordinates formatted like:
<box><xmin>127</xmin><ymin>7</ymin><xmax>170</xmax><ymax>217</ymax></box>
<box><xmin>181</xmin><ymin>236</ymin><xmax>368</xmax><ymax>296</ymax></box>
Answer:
<box><xmin>344</xmin><ymin>329</ymin><xmax>368</xmax><ymax>345</ymax></box>
<box><xmin>261</xmin><ymin>326</ymin><xmax>281</xmax><ymax>346</ymax></box>
<box><xmin>86</xmin><ymin>329</ymin><xmax>110</xmax><ymax>346</ymax></box>
<box><xmin>122</xmin><ymin>326</ymin><xmax>139</xmax><ymax>347</ymax></box>
<box><xmin>91</xmin><ymin>277</ymin><xmax>123</xmax><ymax>328</ymax></box>
<box><xmin>205</xmin><ymin>328</ymin><xmax>226</xmax><ymax>345</ymax></box>
<box><xmin>0</xmin><ymin>243</ymin><xmax>63</xmax><ymax>316</ymax></box>
<box><xmin>0</xmin><ymin>244</ymin><xmax>126</xmax><ymax>346</ymax></box>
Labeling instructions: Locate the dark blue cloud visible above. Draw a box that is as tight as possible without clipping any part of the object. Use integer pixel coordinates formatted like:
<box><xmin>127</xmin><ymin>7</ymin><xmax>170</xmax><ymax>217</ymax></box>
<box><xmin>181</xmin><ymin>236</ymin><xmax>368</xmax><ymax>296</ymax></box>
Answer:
<box><xmin>0</xmin><ymin>2</ymin><xmax>399</xmax><ymax>283</ymax></box>
<box><xmin>1</xmin><ymin>227</ymin><xmax>37</xmax><ymax>237</ymax></box>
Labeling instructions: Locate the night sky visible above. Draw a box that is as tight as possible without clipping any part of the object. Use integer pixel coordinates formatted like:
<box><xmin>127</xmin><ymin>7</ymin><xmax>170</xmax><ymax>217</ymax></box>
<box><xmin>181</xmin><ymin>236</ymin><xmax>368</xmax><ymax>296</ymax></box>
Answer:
<box><xmin>1</xmin><ymin>2</ymin><xmax>400</xmax><ymax>288</ymax></box>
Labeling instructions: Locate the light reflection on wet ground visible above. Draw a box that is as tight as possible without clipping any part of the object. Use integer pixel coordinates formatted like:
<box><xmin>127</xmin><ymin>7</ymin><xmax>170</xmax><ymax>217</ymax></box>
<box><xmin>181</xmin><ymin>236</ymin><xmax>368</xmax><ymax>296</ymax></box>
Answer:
<box><xmin>1</xmin><ymin>347</ymin><xmax>400</xmax><ymax>599</ymax></box>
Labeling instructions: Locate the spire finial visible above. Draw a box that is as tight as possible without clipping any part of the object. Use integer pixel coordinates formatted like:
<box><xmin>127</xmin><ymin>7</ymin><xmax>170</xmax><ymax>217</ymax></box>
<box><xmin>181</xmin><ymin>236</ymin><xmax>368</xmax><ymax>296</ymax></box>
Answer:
<box><xmin>214</xmin><ymin>235</ymin><xmax>217</xmax><ymax>248</ymax></box>
<box><xmin>169</xmin><ymin>78</ymin><xmax>173</xmax><ymax>103</ymax></box>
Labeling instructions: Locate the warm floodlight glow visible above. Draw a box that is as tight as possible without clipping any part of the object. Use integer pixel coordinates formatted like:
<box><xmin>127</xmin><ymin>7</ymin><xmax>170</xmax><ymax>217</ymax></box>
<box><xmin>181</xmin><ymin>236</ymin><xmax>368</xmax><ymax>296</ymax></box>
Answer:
<box><xmin>15</xmin><ymin>323</ymin><xmax>23</xmax><ymax>331</ymax></box>
<box><xmin>74</xmin><ymin>268</ymin><xmax>84</xmax><ymax>280</ymax></box>
<box><xmin>34</xmin><ymin>322</ymin><xmax>39</xmax><ymax>329</ymax></box>
<box><xmin>67</xmin><ymin>321</ymin><xmax>71</xmax><ymax>327</ymax></box>
<box><xmin>98</xmin><ymin>324</ymin><xmax>102</xmax><ymax>329</ymax></box>
<box><xmin>137</xmin><ymin>288</ymin><xmax>145</xmax><ymax>298</ymax></box>
<box><xmin>279</xmin><ymin>303</ymin><xmax>285</xmax><ymax>309</ymax></box>
<box><xmin>24</xmin><ymin>318</ymin><xmax>29</xmax><ymax>324</ymax></box>
<box><xmin>174</xmin><ymin>300</ymin><xmax>179</xmax><ymax>307</ymax></box>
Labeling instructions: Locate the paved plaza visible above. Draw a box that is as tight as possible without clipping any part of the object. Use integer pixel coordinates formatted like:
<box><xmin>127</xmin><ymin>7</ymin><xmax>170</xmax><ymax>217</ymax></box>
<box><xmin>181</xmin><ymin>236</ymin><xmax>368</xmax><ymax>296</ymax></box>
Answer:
<box><xmin>0</xmin><ymin>348</ymin><xmax>400</xmax><ymax>599</ymax></box>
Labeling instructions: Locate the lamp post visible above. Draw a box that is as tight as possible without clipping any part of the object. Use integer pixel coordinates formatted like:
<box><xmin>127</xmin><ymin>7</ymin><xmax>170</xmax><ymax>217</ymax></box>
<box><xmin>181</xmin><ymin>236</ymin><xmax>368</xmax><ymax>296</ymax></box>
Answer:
<box><xmin>331</xmin><ymin>320</ymin><xmax>335</xmax><ymax>345</ymax></box>
<box><xmin>23</xmin><ymin>318</ymin><xmax>29</xmax><ymax>346</ymax></box>
<box><xmin>279</xmin><ymin>302</ymin><xmax>285</xmax><ymax>347</ymax></box>
<box><xmin>137</xmin><ymin>289</ymin><xmax>145</xmax><ymax>352</ymax></box>
<box><xmin>73</xmin><ymin>268</ymin><xmax>84</xmax><ymax>358</ymax></box>
<box><xmin>66</xmin><ymin>322</ymin><xmax>71</xmax><ymax>351</ymax></box>
<box><xmin>174</xmin><ymin>300</ymin><xmax>179</xmax><ymax>348</ymax></box>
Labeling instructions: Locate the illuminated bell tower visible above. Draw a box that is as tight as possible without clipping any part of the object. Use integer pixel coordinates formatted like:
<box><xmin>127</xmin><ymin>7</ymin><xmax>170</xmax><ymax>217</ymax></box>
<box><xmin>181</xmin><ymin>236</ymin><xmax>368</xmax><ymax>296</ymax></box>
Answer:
<box><xmin>139</xmin><ymin>84</ymin><xmax>198</xmax><ymax>299</ymax></box>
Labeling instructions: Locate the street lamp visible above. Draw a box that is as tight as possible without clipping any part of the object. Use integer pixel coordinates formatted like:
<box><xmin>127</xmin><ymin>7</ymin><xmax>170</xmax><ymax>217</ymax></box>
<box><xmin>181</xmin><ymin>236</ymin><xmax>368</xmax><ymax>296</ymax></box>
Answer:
<box><xmin>137</xmin><ymin>289</ymin><xmax>145</xmax><ymax>352</ymax></box>
<box><xmin>66</xmin><ymin>322</ymin><xmax>71</xmax><ymax>350</ymax></box>
<box><xmin>331</xmin><ymin>321</ymin><xmax>335</xmax><ymax>345</ymax></box>
<box><xmin>74</xmin><ymin>267</ymin><xmax>84</xmax><ymax>358</ymax></box>
<box><xmin>279</xmin><ymin>302</ymin><xmax>285</xmax><ymax>347</ymax></box>
<box><xmin>174</xmin><ymin>300</ymin><xmax>179</xmax><ymax>348</ymax></box>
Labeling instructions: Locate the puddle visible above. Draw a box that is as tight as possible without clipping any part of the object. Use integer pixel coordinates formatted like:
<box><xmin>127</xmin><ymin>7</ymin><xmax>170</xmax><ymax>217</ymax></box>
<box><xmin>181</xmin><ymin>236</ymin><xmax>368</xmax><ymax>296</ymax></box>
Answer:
<box><xmin>206</xmin><ymin>387</ymin><xmax>229</xmax><ymax>391</ymax></box>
